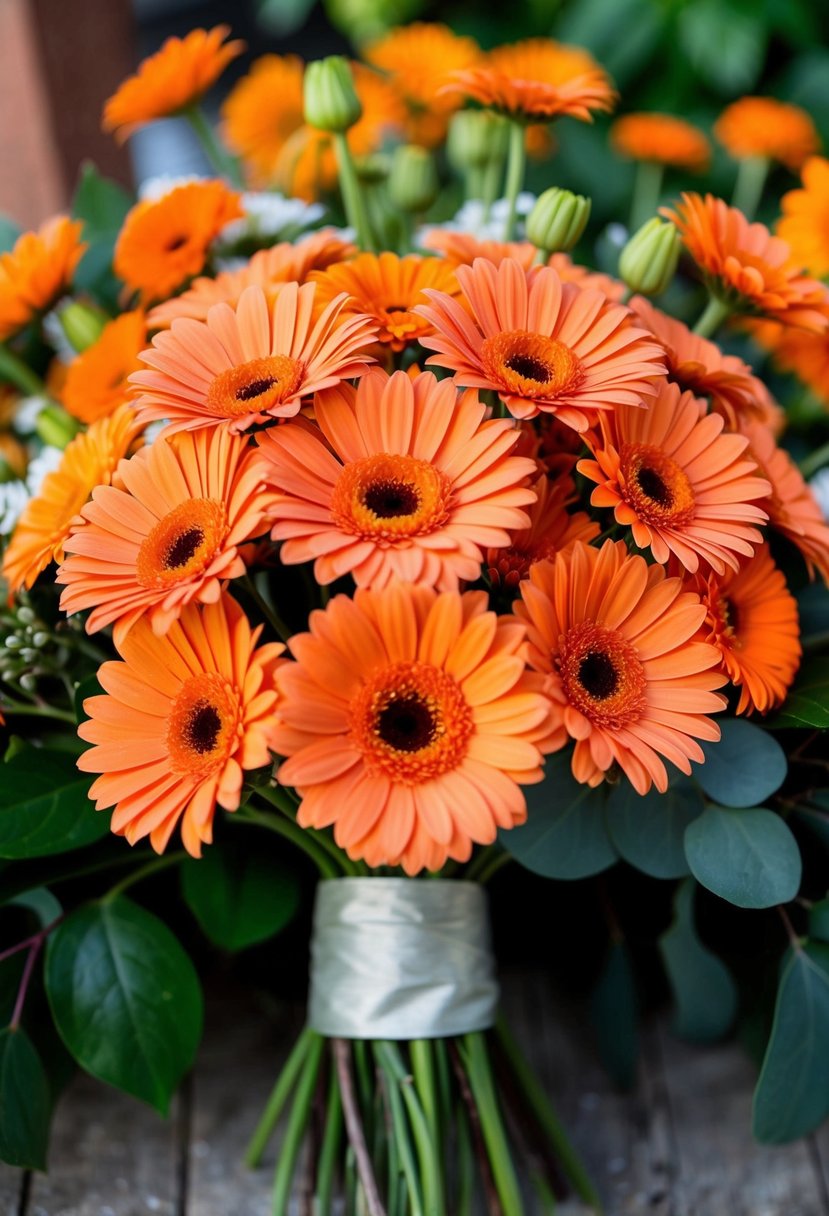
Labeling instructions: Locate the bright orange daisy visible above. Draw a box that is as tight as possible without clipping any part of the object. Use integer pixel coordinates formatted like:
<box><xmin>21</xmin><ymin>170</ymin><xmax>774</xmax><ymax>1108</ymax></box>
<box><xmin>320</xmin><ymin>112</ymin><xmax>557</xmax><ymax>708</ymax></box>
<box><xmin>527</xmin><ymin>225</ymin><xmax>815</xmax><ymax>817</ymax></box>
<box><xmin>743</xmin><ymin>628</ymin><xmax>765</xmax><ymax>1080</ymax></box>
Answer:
<box><xmin>778</xmin><ymin>157</ymin><xmax>829</xmax><ymax>279</ymax></box>
<box><xmin>578</xmin><ymin>381</ymin><xmax>770</xmax><ymax>574</ymax></box>
<box><xmin>103</xmin><ymin>26</ymin><xmax>244</xmax><ymax>139</ymax></box>
<box><xmin>61</xmin><ymin>310</ymin><xmax>146</xmax><ymax>424</ymax></box>
<box><xmin>2</xmin><ymin>405</ymin><xmax>143</xmax><ymax>592</ymax></box>
<box><xmin>611</xmin><ymin>113</ymin><xmax>710</xmax><ymax>171</ymax></box>
<box><xmin>486</xmin><ymin>473</ymin><xmax>599</xmax><ymax>589</ymax></box>
<box><xmin>58</xmin><ymin>428</ymin><xmax>276</xmax><ymax>644</ymax></box>
<box><xmin>751</xmin><ymin>321</ymin><xmax>829</xmax><ymax>409</ymax></box>
<box><xmin>691</xmin><ymin>544</ymin><xmax>801</xmax><ymax>716</ymax></box>
<box><xmin>415</xmin><ymin>256</ymin><xmax>666</xmax><ymax>431</ymax></box>
<box><xmin>131</xmin><ymin>283</ymin><xmax>378</xmax><ymax>436</ymax></box>
<box><xmin>272</xmin><ymin>582</ymin><xmax>552</xmax><ymax>874</ymax></box>
<box><xmin>0</xmin><ymin>217</ymin><xmax>86</xmax><ymax>341</ymax></box>
<box><xmin>259</xmin><ymin>368</ymin><xmax>536</xmax><ymax>590</ymax></box>
<box><xmin>714</xmin><ymin>97</ymin><xmax>819</xmax><ymax>171</ymax></box>
<box><xmin>77</xmin><ymin>594</ymin><xmax>283</xmax><ymax>857</ymax></box>
<box><xmin>516</xmin><ymin>539</ymin><xmax>727</xmax><ymax>794</ymax></box>
<box><xmin>114</xmin><ymin>181</ymin><xmax>243</xmax><ymax>306</ymax></box>
<box><xmin>662</xmin><ymin>193</ymin><xmax>829</xmax><ymax>333</ymax></box>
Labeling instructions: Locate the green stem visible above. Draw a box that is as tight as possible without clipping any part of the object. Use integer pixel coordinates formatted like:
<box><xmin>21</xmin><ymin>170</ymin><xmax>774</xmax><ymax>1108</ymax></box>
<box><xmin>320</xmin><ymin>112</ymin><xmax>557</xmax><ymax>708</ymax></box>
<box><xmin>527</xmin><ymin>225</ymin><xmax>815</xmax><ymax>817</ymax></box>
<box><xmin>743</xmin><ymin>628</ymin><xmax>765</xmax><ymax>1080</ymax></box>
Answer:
<box><xmin>0</xmin><ymin>345</ymin><xmax>45</xmax><ymax>396</ymax></box>
<box><xmin>477</xmin><ymin>851</ymin><xmax>513</xmax><ymax>886</ymax></box>
<box><xmin>253</xmin><ymin>782</ymin><xmax>357</xmax><ymax>875</ymax></box>
<box><xmin>272</xmin><ymin>1032</ymin><xmax>325</xmax><ymax>1216</ymax></box>
<box><xmin>692</xmin><ymin>295</ymin><xmax>731</xmax><ymax>340</ymax></box>
<box><xmin>455</xmin><ymin>1102</ymin><xmax>475</xmax><ymax>1216</ymax></box>
<box><xmin>104</xmin><ymin>851</ymin><xmax>185</xmax><ymax>900</ymax></box>
<box><xmin>184</xmin><ymin>104</ymin><xmax>244</xmax><ymax>187</ymax></box>
<box><xmin>465</xmin><ymin>843</ymin><xmax>509</xmax><ymax>884</ymax></box>
<box><xmin>410</xmin><ymin>1040</ymin><xmax>439</xmax><ymax>1152</ymax></box>
<box><xmin>502</xmin><ymin>122</ymin><xmax>527</xmax><ymax>242</ymax></box>
<box><xmin>246</xmin><ymin>1027</ymin><xmax>315</xmax><ymax>1167</ymax></box>
<box><xmin>236</xmin><ymin>803</ymin><xmax>341</xmax><ymax>879</ymax></box>
<box><xmin>334</xmin><ymin>131</ymin><xmax>376</xmax><ymax>252</ymax></box>
<box><xmin>314</xmin><ymin>1067</ymin><xmax>343</xmax><ymax>1215</ymax></box>
<box><xmin>376</xmin><ymin>1048</ymin><xmax>424</xmax><ymax>1216</ymax></box>
<box><xmin>458</xmin><ymin>1032</ymin><xmax>523</xmax><ymax>1216</ymax></box>
<box><xmin>466</xmin><ymin>165</ymin><xmax>485</xmax><ymax>203</ymax></box>
<box><xmin>243</xmin><ymin>576</ymin><xmax>292</xmax><ymax>644</ymax></box>
<box><xmin>481</xmin><ymin>157</ymin><xmax>504</xmax><ymax>224</ymax></box>
<box><xmin>0</xmin><ymin>701</ymin><xmax>77</xmax><ymax>725</ymax></box>
<box><xmin>375</xmin><ymin>1042</ymin><xmax>444</xmax><ymax>1215</ymax></box>
<box><xmin>629</xmin><ymin>160</ymin><xmax>664</xmax><ymax>231</ymax></box>
<box><xmin>731</xmin><ymin>155</ymin><xmax>769</xmax><ymax>221</ymax></box>
<box><xmin>799</xmin><ymin>439</ymin><xmax>829</xmax><ymax>480</ymax></box>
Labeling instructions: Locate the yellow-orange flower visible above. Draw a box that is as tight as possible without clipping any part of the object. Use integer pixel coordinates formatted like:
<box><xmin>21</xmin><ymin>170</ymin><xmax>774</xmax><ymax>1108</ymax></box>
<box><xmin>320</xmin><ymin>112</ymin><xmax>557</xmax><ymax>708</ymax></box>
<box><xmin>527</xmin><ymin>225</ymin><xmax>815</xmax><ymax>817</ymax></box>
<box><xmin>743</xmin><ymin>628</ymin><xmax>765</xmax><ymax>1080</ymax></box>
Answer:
<box><xmin>61</xmin><ymin>310</ymin><xmax>146</xmax><ymax>424</ymax></box>
<box><xmin>778</xmin><ymin>157</ymin><xmax>829</xmax><ymax>279</ymax></box>
<box><xmin>273</xmin><ymin>582</ymin><xmax>552</xmax><ymax>874</ymax></box>
<box><xmin>77</xmin><ymin>594</ymin><xmax>284</xmax><ymax>857</ymax></box>
<box><xmin>0</xmin><ymin>217</ymin><xmax>86</xmax><ymax>341</ymax></box>
<box><xmin>752</xmin><ymin>321</ymin><xmax>829</xmax><ymax>409</ymax></box>
<box><xmin>2</xmin><ymin>405</ymin><xmax>143</xmax><ymax>592</ymax></box>
<box><xmin>114</xmin><ymin>181</ymin><xmax>243</xmax><ymax>305</ymax></box>
<box><xmin>486</xmin><ymin>473</ymin><xmax>599</xmax><ymax>588</ymax></box>
<box><xmin>259</xmin><ymin>368</ymin><xmax>536</xmax><ymax>589</ymax></box>
<box><xmin>58</xmin><ymin>428</ymin><xmax>277</xmax><ymax>644</ymax></box>
<box><xmin>691</xmin><ymin>544</ymin><xmax>801</xmax><ymax>716</ymax></box>
<box><xmin>611</xmin><ymin>112</ymin><xmax>710</xmax><ymax>171</ymax></box>
<box><xmin>103</xmin><ymin>26</ymin><xmax>244</xmax><ymax>139</ymax></box>
<box><xmin>714</xmin><ymin>97</ymin><xmax>819</xmax><ymax>171</ymax></box>
<box><xmin>516</xmin><ymin>540</ymin><xmax>727</xmax><ymax>794</ymax></box>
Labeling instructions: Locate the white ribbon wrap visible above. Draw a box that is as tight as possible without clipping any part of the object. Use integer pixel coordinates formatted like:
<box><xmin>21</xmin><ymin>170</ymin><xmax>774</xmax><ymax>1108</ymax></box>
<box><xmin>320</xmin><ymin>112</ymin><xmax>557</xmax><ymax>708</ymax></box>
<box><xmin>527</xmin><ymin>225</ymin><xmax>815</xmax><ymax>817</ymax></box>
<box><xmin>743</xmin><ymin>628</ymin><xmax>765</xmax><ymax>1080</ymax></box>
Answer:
<box><xmin>308</xmin><ymin>878</ymin><xmax>499</xmax><ymax>1040</ymax></box>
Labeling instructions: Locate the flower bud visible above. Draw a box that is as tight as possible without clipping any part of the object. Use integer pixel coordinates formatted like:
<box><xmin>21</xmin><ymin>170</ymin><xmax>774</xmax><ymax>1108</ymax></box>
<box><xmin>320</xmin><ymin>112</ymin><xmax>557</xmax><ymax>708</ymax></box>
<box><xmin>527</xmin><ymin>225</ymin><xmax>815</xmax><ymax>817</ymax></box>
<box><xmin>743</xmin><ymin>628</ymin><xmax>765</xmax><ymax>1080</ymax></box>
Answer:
<box><xmin>35</xmin><ymin>404</ymin><xmax>81</xmax><ymax>449</ymax></box>
<box><xmin>446</xmin><ymin>110</ymin><xmax>510</xmax><ymax>174</ymax></box>
<box><xmin>526</xmin><ymin>188</ymin><xmax>591</xmax><ymax>256</ymax></box>
<box><xmin>354</xmin><ymin>153</ymin><xmax>390</xmax><ymax>185</ymax></box>
<box><xmin>618</xmin><ymin>217</ymin><xmax>681</xmax><ymax>297</ymax></box>
<box><xmin>388</xmin><ymin>145</ymin><xmax>439</xmax><ymax>214</ymax></box>
<box><xmin>303</xmin><ymin>57</ymin><xmax>362</xmax><ymax>134</ymax></box>
<box><xmin>58</xmin><ymin>301</ymin><xmax>107</xmax><ymax>353</ymax></box>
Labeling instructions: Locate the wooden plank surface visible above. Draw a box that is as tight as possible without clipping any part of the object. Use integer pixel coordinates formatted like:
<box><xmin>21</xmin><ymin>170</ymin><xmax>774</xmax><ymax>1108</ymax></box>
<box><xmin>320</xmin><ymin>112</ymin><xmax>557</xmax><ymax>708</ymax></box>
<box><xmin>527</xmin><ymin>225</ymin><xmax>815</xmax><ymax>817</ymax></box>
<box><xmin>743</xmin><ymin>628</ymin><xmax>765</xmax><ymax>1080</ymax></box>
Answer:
<box><xmin>0</xmin><ymin>1166</ymin><xmax>24</xmax><ymax>1216</ymax></box>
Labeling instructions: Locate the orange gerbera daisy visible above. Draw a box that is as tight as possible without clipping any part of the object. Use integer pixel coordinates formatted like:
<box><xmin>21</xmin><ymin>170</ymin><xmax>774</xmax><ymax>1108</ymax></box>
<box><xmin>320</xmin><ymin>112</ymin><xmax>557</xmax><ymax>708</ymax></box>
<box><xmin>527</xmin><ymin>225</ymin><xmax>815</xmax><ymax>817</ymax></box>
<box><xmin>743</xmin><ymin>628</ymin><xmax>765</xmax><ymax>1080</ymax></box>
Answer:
<box><xmin>691</xmin><ymin>544</ymin><xmax>801</xmax><ymax>716</ymax></box>
<box><xmin>259</xmin><ymin>368</ymin><xmax>536</xmax><ymax>589</ymax></box>
<box><xmin>61</xmin><ymin>310</ymin><xmax>146</xmax><ymax>424</ymax></box>
<box><xmin>103</xmin><ymin>26</ymin><xmax>244</xmax><ymax>139</ymax></box>
<box><xmin>58</xmin><ymin>428</ymin><xmax>276</xmax><ymax>643</ymax></box>
<box><xmin>778</xmin><ymin>157</ymin><xmax>829</xmax><ymax>279</ymax></box>
<box><xmin>272</xmin><ymin>582</ymin><xmax>552</xmax><ymax>874</ymax></box>
<box><xmin>415</xmin><ymin>256</ymin><xmax>665</xmax><ymax>431</ymax></box>
<box><xmin>578</xmin><ymin>381</ymin><xmax>770</xmax><ymax>574</ymax></box>
<box><xmin>516</xmin><ymin>540</ymin><xmax>727</xmax><ymax>794</ymax></box>
<box><xmin>114</xmin><ymin>181</ymin><xmax>243</xmax><ymax>306</ymax></box>
<box><xmin>2</xmin><ymin>405</ymin><xmax>143</xmax><ymax>592</ymax></box>
<box><xmin>752</xmin><ymin>321</ymin><xmax>829</xmax><ymax>408</ymax></box>
<box><xmin>77</xmin><ymin>594</ymin><xmax>283</xmax><ymax>857</ymax></box>
<box><xmin>131</xmin><ymin>283</ymin><xmax>378</xmax><ymax>436</ymax></box>
<box><xmin>611</xmin><ymin>113</ymin><xmax>710</xmax><ymax>171</ymax></box>
<box><xmin>714</xmin><ymin>97</ymin><xmax>819</xmax><ymax>171</ymax></box>
<box><xmin>0</xmin><ymin>217</ymin><xmax>86</xmax><ymax>341</ymax></box>
<box><xmin>486</xmin><ymin>473</ymin><xmax>599</xmax><ymax>589</ymax></box>
<box><xmin>309</xmin><ymin>253</ymin><xmax>461</xmax><ymax>354</ymax></box>
<box><xmin>662</xmin><ymin>193</ymin><xmax>829</xmax><ymax>333</ymax></box>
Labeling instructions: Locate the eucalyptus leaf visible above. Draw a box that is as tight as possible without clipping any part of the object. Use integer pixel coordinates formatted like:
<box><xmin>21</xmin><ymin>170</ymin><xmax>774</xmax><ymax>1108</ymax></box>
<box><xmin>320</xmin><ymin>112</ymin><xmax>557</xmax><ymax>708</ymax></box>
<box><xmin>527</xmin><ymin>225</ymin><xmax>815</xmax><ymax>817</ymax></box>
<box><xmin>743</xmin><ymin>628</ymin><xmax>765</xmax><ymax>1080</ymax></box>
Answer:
<box><xmin>605</xmin><ymin>777</ymin><xmax>702</xmax><ymax>879</ymax></box>
<box><xmin>181</xmin><ymin>842</ymin><xmax>300</xmax><ymax>952</ymax></box>
<box><xmin>659</xmin><ymin>880</ymin><xmax>737</xmax><ymax>1042</ymax></box>
<box><xmin>684</xmin><ymin>806</ymin><xmax>801</xmax><ymax>909</ymax></box>
<box><xmin>5</xmin><ymin>888</ymin><xmax>62</xmax><ymax>927</ymax></box>
<box><xmin>693</xmin><ymin>720</ymin><xmax>787</xmax><ymax>808</ymax></box>
<box><xmin>810</xmin><ymin>899</ymin><xmax>829</xmax><ymax>945</ymax></box>
<box><xmin>766</xmin><ymin>659</ymin><xmax>829</xmax><ymax>729</ymax></box>
<box><xmin>0</xmin><ymin>1027</ymin><xmax>50</xmax><ymax>1169</ymax></box>
<box><xmin>0</xmin><ymin>748</ymin><xmax>108</xmax><ymax>859</ymax></box>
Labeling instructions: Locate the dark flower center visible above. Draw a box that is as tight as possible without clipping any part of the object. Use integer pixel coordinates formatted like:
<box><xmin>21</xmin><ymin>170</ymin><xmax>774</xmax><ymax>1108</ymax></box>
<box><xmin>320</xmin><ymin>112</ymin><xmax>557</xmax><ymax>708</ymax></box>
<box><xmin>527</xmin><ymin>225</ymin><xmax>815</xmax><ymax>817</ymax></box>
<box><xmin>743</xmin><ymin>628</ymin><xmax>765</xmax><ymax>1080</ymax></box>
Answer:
<box><xmin>164</xmin><ymin>527</ymin><xmax>204</xmax><ymax>569</ymax></box>
<box><xmin>636</xmin><ymin>465</ymin><xmax>673</xmax><ymax>507</ymax></box>
<box><xmin>505</xmin><ymin>353</ymin><xmax>552</xmax><ymax>383</ymax></box>
<box><xmin>186</xmin><ymin>703</ymin><xmax>223</xmax><ymax>754</ymax></box>
<box><xmin>363</xmin><ymin>479</ymin><xmax>420</xmax><ymax>518</ymax></box>
<box><xmin>166</xmin><ymin>235</ymin><xmax>188</xmax><ymax>252</ymax></box>
<box><xmin>578</xmin><ymin>652</ymin><xmax>619</xmax><ymax>700</ymax></box>
<box><xmin>237</xmin><ymin>376</ymin><xmax>277</xmax><ymax>401</ymax></box>
<box><xmin>376</xmin><ymin>694</ymin><xmax>436</xmax><ymax>751</ymax></box>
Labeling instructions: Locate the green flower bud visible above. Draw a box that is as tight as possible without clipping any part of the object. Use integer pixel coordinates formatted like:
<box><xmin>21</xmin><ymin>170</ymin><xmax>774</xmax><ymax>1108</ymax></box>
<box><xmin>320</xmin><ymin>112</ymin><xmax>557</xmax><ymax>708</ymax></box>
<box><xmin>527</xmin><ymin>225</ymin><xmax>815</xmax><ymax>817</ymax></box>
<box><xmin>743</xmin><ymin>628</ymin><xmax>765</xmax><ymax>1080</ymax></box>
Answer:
<box><xmin>446</xmin><ymin>110</ymin><xmax>510</xmax><ymax>174</ymax></box>
<box><xmin>354</xmin><ymin>153</ymin><xmax>391</xmax><ymax>185</ymax></box>
<box><xmin>388</xmin><ymin>145</ymin><xmax>439</xmax><ymax>214</ymax></box>
<box><xmin>58</xmin><ymin>301</ymin><xmax>108</xmax><ymax>353</ymax></box>
<box><xmin>618</xmin><ymin>217</ymin><xmax>681</xmax><ymax>297</ymax></box>
<box><xmin>526</xmin><ymin>188</ymin><xmax>591</xmax><ymax>256</ymax></box>
<box><xmin>35</xmin><ymin>404</ymin><xmax>81</xmax><ymax>450</ymax></box>
<box><xmin>303</xmin><ymin>57</ymin><xmax>362</xmax><ymax>134</ymax></box>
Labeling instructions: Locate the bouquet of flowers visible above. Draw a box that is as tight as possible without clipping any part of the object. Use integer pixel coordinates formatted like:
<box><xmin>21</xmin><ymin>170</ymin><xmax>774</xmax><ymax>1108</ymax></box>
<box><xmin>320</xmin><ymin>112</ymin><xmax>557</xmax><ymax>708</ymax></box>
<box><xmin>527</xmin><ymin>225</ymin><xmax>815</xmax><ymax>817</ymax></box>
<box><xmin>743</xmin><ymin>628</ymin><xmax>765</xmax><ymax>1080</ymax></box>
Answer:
<box><xmin>2</xmin><ymin>20</ymin><xmax>829</xmax><ymax>1214</ymax></box>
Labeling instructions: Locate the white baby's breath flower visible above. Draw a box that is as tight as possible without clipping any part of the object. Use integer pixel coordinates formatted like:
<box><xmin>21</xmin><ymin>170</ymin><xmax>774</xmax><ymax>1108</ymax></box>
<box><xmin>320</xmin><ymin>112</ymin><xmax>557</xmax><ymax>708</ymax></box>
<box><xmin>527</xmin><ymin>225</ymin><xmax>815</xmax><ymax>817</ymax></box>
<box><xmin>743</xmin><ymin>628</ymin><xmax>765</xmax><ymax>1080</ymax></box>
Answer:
<box><xmin>809</xmin><ymin>468</ymin><xmax>829</xmax><ymax>522</ymax></box>
<box><xmin>219</xmin><ymin>192</ymin><xmax>326</xmax><ymax>246</ymax></box>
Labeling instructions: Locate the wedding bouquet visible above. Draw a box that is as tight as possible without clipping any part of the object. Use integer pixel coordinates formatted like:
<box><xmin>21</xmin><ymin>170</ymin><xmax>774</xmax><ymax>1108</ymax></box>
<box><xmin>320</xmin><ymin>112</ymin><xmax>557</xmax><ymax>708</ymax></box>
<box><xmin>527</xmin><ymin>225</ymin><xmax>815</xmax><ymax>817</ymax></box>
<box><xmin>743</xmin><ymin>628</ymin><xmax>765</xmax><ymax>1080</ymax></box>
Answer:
<box><xmin>2</xmin><ymin>20</ymin><xmax>829</xmax><ymax>1214</ymax></box>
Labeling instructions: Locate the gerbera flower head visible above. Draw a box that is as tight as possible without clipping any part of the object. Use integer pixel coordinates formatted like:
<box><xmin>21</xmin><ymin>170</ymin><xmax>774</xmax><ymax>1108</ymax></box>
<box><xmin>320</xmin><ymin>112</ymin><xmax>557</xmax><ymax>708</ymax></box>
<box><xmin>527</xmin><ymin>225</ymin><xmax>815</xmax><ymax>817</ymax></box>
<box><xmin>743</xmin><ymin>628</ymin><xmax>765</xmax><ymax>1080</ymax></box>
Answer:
<box><xmin>2</xmin><ymin>404</ymin><xmax>143</xmax><ymax>592</ymax></box>
<box><xmin>778</xmin><ymin>157</ymin><xmax>829</xmax><ymax>279</ymax></box>
<box><xmin>61</xmin><ymin>310</ymin><xmax>146</xmax><ymax>424</ymax></box>
<box><xmin>578</xmin><ymin>380</ymin><xmax>770</xmax><ymax>575</ymax></box>
<box><xmin>714</xmin><ymin>97</ymin><xmax>819</xmax><ymax>171</ymax></box>
<box><xmin>114</xmin><ymin>181</ymin><xmax>243</xmax><ymax>305</ymax></box>
<box><xmin>103</xmin><ymin>26</ymin><xmax>244</xmax><ymax>139</ymax></box>
<box><xmin>662</xmin><ymin>193</ymin><xmax>829</xmax><ymax>333</ymax></box>
<box><xmin>0</xmin><ymin>217</ymin><xmax>86</xmax><ymax>341</ymax></box>
<box><xmin>611</xmin><ymin>112</ymin><xmax>710</xmax><ymax>171</ymax></box>
<box><xmin>415</xmin><ymin>256</ymin><xmax>666</xmax><ymax>431</ymax></box>
<box><xmin>131</xmin><ymin>283</ymin><xmax>378</xmax><ymax>436</ymax></box>
<box><xmin>691</xmin><ymin>544</ymin><xmax>801</xmax><ymax>716</ymax></box>
<box><xmin>516</xmin><ymin>539</ymin><xmax>727</xmax><ymax>794</ymax></box>
<box><xmin>259</xmin><ymin>368</ymin><xmax>536</xmax><ymax>589</ymax></box>
<box><xmin>486</xmin><ymin>473</ymin><xmax>599</xmax><ymax>589</ymax></box>
<box><xmin>77</xmin><ymin>594</ymin><xmax>284</xmax><ymax>857</ymax></box>
<box><xmin>58</xmin><ymin>428</ymin><xmax>277</xmax><ymax>644</ymax></box>
<box><xmin>273</xmin><ymin>581</ymin><xmax>552</xmax><ymax>874</ymax></box>
<box><xmin>751</xmin><ymin>320</ymin><xmax>829</xmax><ymax>409</ymax></box>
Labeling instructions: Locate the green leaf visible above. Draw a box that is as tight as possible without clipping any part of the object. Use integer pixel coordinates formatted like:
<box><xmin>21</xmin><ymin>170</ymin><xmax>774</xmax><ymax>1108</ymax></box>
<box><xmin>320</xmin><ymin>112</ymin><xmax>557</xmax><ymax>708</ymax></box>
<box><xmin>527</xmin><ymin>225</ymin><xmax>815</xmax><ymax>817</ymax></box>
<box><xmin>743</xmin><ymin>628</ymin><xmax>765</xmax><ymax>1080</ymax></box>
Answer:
<box><xmin>500</xmin><ymin>753</ymin><xmax>617</xmax><ymax>879</ymax></box>
<box><xmin>589</xmin><ymin>941</ymin><xmax>638</xmax><ymax>1089</ymax></box>
<box><xmin>0</xmin><ymin>215</ymin><xmax>21</xmax><ymax>254</ymax></box>
<box><xmin>605</xmin><ymin>777</ymin><xmax>702</xmax><ymax>879</ymax></box>
<box><xmin>0</xmin><ymin>747</ymin><xmax>109</xmax><ymax>859</ymax></box>
<box><xmin>181</xmin><ymin>842</ymin><xmax>300</xmax><ymax>952</ymax></box>
<box><xmin>753</xmin><ymin>943</ymin><xmax>829</xmax><ymax>1143</ymax></box>
<box><xmin>45</xmin><ymin>896</ymin><xmax>203</xmax><ymax>1114</ymax></box>
<box><xmin>677</xmin><ymin>0</ymin><xmax>767</xmax><ymax>94</ymax></box>
<box><xmin>71</xmin><ymin>162</ymin><xmax>132</xmax><ymax>236</ymax></box>
<box><xmin>659</xmin><ymin>880</ymin><xmax>737</xmax><ymax>1042</ymax></box>
<box><xmin>5</xmin><ymin>888</ymin><xmax>62</xmax><ymax>927</ymax></box>
<box><xmin>766</xmin><ymin>659</ymin><xmax>829</xmax><ymax>729</ymax></box>
<box><xmin>0</xmin><ymin>1027</ymin><xmax>50</xmax><ymax>1169</ymax></box>
<box><xmin>684</xmin><ymin>806</ymin><xmax>801</xmax><ymax>909</ymax></box>
<box><xmin>74</xmin><ymin>673</ymin><xmax>103</xmax><ymax>725</ymax></box>
<box><xmin>810</xmin><ymin>899</ymin><xmax>829</xmax><ymax>944</ymax></box>
<box><xmin>553</xmin><ymin>0</ymin><xmax>665</xmax><ymax>86</ymax></box>
<box><xmin>693</xmin><ymin>719</ymin><xmax>787</xmax><ymax>808</ymax></box>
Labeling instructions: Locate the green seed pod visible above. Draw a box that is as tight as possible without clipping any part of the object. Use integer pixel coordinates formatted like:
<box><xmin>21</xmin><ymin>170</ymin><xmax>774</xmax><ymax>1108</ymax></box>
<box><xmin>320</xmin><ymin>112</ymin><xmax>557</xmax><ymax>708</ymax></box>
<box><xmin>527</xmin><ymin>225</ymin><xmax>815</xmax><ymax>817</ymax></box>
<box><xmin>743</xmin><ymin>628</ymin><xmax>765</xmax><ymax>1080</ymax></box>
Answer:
<box><xmin>388</xmin><ymin>145</ymin><xmax>439</xmax><ymax>214</ymax></box>
<box><xmin>303</xmin><ymin>57</ymin><xmax>363</xmax><ymax>134</ymax></box>
<box><xmin>618</xmin><ymin>217</ymin><xmax>681</xmax><ymax>297</ymax></box>
<box><xmin>526</xmin><ymin>188</ymin><xmax>591</xmax><ymax>256</ymax></box>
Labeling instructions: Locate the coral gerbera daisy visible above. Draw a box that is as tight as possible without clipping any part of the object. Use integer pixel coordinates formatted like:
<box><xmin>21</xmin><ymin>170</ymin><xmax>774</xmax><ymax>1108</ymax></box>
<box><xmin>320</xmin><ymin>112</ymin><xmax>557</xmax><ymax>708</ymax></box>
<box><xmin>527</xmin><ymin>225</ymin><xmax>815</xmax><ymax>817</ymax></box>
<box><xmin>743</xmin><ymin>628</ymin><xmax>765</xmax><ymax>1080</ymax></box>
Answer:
<box><xmin>0</xmin><ymin>217</ymin><xmax>86</xmax><ymax>342</ymax></box>
<box><xmin>58</xmin><ymin>428</ymin><xmax>276</xmax><ymax>643</ymax></box>
<box><xmin>61</xmin><ymin>310</ymin><xmax>146</xmax><ymax>424</ymax></box>
<box><xmin>272</xmin><ymin>582</ymin><xmax>552</xmax><ymax>874</ymax></box>
<box><xmin>77</xmin><ymin>594</ymin><xmax>283</xmax><ymax>857</ymax></box>
<box><xmin>751</xmin><ymin>320</ymin><xmax>829</xmax><ymax>409</ymax></box>
<box><xmin>611</xmin><ymin>113</ymin><xmax>710</xmax><ymax>171</ymax></box>
<box><xmin>714</xmin><ymin>97</ymin><xmax>819</xmax><ymax>172</ymax></box>
<box><xmin>662</xmin><ymin>193</ymin><xmax>829</xmax><ymax>333</ymax></box>
<box><xmin>516</xmin><ymin>539</ymin><xmax>727</xmax><ymax>794</ymax></box>
<box><xmin>131</xmin><ymin>283</ymin><xmax>378</xmax><ymax>436</ymax></box>
<box><xmin>415</xmin><ymin>256</ymin><xmax>666</xmax><ymax>431</ymax></box>
<box><xmin>114</xmin><ymin>181</ymin><xmax>243</xmax><ymax>306</ymax></box>
<box><xmin>691</xmin><ymin>544</ymin><xmax>801</xmax><ymax>716</ymax></box>
<box><xmin>259</xmin><ymin>368</ymin><xmax>536</xmax><ymax>589</ymax></box>
<box><xmin>103</xmin><ymin>26</ymin><xmax>244</xmax><ymax>139</ymax></box>
<box><xmin>2</xmin><ymin>404</ymin><xmax>143</xmax><ymax>592</ymax></box>
<box><xmin>486</xmin><ymin>473</ymin><xmax>599</xmax><ymax>589</ymax></box>
<box><xmin>778</xmin><ymin>157</ymin><xmax>829</xmax><ymax>279</ymax></box>
<box><xmin>578</xmin><ymin>381</ymin><xmax>770</xmax><ymax>574</ymax></box>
